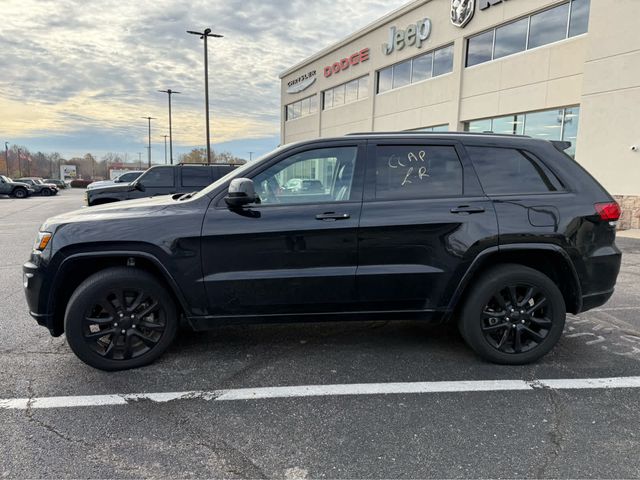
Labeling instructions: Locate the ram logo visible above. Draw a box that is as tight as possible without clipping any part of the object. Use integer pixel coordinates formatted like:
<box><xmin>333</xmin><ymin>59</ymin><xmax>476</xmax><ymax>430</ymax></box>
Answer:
<box><xmin>451</xmin><ymin>0</ymin><xmax>475</xmax><ymax>28</ymax></box>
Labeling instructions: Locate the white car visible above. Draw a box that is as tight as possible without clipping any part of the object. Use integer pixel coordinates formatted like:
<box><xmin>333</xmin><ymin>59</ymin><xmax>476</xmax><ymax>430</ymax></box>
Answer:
<box><xmin>87</xmin><ymin>170</ymin><xmax>145</xmax><ymax>190</ymax></box>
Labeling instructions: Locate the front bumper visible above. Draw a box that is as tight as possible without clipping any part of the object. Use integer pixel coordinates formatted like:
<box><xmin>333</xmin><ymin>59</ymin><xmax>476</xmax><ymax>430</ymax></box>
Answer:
<box><xmin>23</xmin><ymin>259</ymin><xmax>59</xmax><ymax>336</ymax></box>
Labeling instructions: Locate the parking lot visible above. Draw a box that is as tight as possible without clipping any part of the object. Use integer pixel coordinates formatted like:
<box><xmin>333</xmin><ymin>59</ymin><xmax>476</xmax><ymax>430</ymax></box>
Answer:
<box><xmin>1</xmin><ymin>189</ymin><xmax>640</xmax><ymax>478</ymax></box>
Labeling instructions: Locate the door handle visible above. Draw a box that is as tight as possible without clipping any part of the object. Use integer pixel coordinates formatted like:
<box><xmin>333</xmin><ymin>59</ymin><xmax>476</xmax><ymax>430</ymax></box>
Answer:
<box><xmin>450</xmin><ymin>205</ymin><xmax>485</xmax><ymax>214</ymax></box>
<box><xmin>316</xmin><ymin>212</ymin><xmax>351</xmax><ymax>221</ymax></box>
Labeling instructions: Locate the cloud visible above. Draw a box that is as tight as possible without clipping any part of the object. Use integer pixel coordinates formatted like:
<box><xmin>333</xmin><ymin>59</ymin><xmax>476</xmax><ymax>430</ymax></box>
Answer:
<box><xmin>0</xmin><ymin>0</ymin><xmax>408</xmax><ymax>158</ymax></box>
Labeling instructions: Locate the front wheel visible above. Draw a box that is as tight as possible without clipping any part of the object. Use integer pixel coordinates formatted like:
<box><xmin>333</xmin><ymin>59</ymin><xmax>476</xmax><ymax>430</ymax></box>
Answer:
<box><xmin>12</xmin><ymin>187</ymin><xmax>27</xmax><ymax>199</ymax></box>
<box><xmin>458</xmin><ymin>264</ymin><xmax>565</xmax><ymax>365</ymax></box>
<box><xmin>64</xmin><ymin>267</ymin><xmax>178</xmax><ymax>371</ymax></box>
<box><xmin>42</xmin><ymin>188</ymin><xmax>51</xmax><ymax>196</ymax></box>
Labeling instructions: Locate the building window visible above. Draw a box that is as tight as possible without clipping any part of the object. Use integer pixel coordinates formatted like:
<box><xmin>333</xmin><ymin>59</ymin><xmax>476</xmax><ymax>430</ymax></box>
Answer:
<box><xmin>377</xmin><ymin>44</ymin><xmax>454</xmax><ymax>94</ymax></box>
<box><xmin>323</xmin><ymin>75</ymin><xmax>369</xmax><ymax>110</ymax></box>
<box><xmin>466</xmin><ymin>0</ymin><xmax>591</xmax><ymax>67</ymax></box>
<box><xmin>285</xmin><ymin>94</ymin><xmax>318</xmax><ymax>121</ymax></box>
<box><xmin>409</xmin><ymin>124</ymin><xmax>449</xmax><ymax>132</ymax></box>
<box><xmin>464</xmin><ymin>106</ymin><xmax>581</xmax><ymax>157</ymax></box>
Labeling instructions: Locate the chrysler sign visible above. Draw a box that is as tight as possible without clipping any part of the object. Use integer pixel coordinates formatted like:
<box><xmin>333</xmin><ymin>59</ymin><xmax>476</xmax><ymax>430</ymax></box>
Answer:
<box><xmin>287</xmin><ymin>70</ymin><xmax>317</xmax><ymax>94</ymax></box>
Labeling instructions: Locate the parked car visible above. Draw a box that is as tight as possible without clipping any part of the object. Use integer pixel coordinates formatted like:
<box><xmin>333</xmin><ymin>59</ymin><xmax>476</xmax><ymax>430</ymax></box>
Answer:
<box><xmin>284</xmin><ymin>178</ymin><xmax>325</xmax><ymax>194</ymax></box>
<box><xmin>0</xmin><ymin>175</ymin><xmax>35</xmax><ymax>198</ymax></box>
<box><xmin>24</xmin><ymin>133</ymin><xmax>621</xmax><ymax>370</ymax></box>
<box><xmin>87</xmin><ymin>170</ymin><xmax>145</xmax><ymax>190</ymax></box>
<box><xmin>44</xmin><ymin>179</ymin><xmax>68</xmax><ymax>189</ymax></box>
<box><xmin>85</xmin><ymin>164</ymin><xmax>238</xmax><ymax>206</ymax></box>
<box><xmin>14</xmin><ymin>178</ymin><xmax>58</xmax><ymax>196</ymax></box>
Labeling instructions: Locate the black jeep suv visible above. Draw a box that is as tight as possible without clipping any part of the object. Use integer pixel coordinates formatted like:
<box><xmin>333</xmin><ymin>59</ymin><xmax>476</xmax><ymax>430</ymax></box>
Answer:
<box><xmin>85</xmin><ymin>163</ymin><xmax>237</xmax><ymax>206</ymax></box>
<box><xmin>24</xmin><ymin>133</ymin><xmax>622</xmax><ymax>370</ymax></box>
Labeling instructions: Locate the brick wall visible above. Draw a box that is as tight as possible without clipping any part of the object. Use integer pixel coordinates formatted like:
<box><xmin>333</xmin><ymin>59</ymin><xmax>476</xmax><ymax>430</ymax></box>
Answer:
<box><xmin>614</xmin><ymin>195</ymin><xmax>640</xmax><ymax>230</ymax></box>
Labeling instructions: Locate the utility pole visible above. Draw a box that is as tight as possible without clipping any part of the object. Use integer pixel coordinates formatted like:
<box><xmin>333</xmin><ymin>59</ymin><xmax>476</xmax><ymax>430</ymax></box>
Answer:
<box><xmin>162</xmin><ymin>135</ymin><xmax>168</xmax><ymax>164</ymax></box>
<box><xmin>158</xmin><ymin>89</ymin><xmax>181</xmax><ymax>165</ymax></box>
<box><xmin>249</xmin><ymin>151</ymin><xmax>254</xmax><ymax>161</ymax></box>
<box><xmin>137</xmin><ymin>152</ymin><xmax>142</xmax><ymax>169</ymax></box>
<box><xmin>187</xmin><ymin>28</ymin><xmax>223</xmax><ymax>165</ymax></box>
<box><xmin>141</xmin><ymin>117</ymin><xmax>155</xmax><ymax>168</ymax></box>
<box><xmin>4</xmin><ymin>142</ymin><xmax>8</xmax><ymax>176</ymax></box>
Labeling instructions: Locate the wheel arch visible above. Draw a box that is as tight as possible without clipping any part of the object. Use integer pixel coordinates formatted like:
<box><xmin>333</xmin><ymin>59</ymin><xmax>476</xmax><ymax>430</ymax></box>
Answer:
<box><xmin>445</xmin><ymin>243</ymin><xmax>582</xmax><ymax>322</ymax></box>
<box><xmin>47</xmin><ymin>251</ymin><xmax>189</xmax><ymax>336</ymax></box>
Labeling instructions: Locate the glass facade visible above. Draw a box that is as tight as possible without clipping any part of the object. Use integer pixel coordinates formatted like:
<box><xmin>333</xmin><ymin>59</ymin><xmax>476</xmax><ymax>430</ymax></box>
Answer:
<box><xmin>323</xmin><ymin>75</ymin><xmax>369</xmax><ymax>110</ymax></box>
<box><xmin>464</xmin><ymin>106</ymin><xmax>581</xmax><ymax>157</ymax></box>
<box><xmin>286</xmin><ymin>94</ymin><xmax>318</xmax><ymax>121</ymax></box>
<box><xmin>377</xmin><ymin>44</ymin><xmax>454</xmax><ymax>94</ymax></box>
<box><xmin>466</xmin><ymin>0</ymin><xmax>590</xmax><ymax>67</ymax></box>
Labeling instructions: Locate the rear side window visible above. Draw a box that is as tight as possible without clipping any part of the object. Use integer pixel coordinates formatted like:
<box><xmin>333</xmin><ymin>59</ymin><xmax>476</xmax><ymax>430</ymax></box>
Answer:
<box><xmin>182</xmin><ymin>166</ymin><xmax>212</xmax><ymax>188</ymax></box>
<box><xmin>212</xmin><ymin>166</ymin><xmax>234</xmax><ymax>181</ymax></box>
<box><xmin>374</xmin><ymin>145</ymin><xmax>463</xmax><ymax>200</ymax></box>
<box><xmin>466</xmin><ymin>146</ymin><xmax>564</xmax><ymax>195</ymax></box>
<box><xmin>141</xmin><ymin>167</ymin><xmax>174</xmax><ymax>187</ymax></box>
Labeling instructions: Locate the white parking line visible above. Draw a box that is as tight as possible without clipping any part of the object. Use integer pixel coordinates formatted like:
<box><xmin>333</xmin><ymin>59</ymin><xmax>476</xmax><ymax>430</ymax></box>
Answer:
<box><xmin>2</xmin><ymin>376</ymin><xmax>640</xmax><ymax>410</ymax></box>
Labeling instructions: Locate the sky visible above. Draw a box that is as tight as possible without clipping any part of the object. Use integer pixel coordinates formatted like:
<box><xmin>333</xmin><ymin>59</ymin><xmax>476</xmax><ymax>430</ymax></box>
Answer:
<box><xmin>0</xmin><ymin>0</ymin><xmax>409</xmax><ymax>163</ymax></box>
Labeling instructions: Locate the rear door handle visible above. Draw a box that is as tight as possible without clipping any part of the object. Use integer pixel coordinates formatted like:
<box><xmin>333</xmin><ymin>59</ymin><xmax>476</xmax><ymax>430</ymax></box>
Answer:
<box><xmin>316</xmin><ymin>212</ymin><xmax>351</xmax><ymax>221</ymax></box>
<box><xmin>450</xmin><ymin>205</ymin><xmax>485</xmax><ymax>214</ymax></box>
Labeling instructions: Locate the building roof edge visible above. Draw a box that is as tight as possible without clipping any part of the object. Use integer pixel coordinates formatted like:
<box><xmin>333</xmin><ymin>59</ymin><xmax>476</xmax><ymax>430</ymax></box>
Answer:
<box><xmin>278</xmin><ymin>0</ymin><xmax>430</xmax><ymax>79</ymax></box>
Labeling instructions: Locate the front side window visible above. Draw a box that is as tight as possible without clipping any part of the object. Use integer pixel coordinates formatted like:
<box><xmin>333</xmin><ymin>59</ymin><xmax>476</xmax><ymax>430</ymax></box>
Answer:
<box><xmin>252</xmin><ymin>146</ymin><xmax>358</xmax><ymax>205</ymax></box>
<box><xmin>374</xmin><ymin>145</ymin><xmax>463</xmax><ymax>200</ymax></box>
<box><xmin>140</xmin><ymin>167</ymin><xmax>174</xmax><ymax>187</ymax></box>
<box><xmin>466</xmin><ymin>147</ymin><xmax>563</xmax><ymax>195</ymax></box>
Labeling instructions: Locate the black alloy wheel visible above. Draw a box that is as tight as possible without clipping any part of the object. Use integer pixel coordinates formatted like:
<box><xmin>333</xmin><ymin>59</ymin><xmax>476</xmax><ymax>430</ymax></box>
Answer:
<box><xmin>480</xmin><ymin>284</ymin><xmax>552</xmax><ymax>354</ymax></box>
<box><xmin>65</xmin><ymin>267</ymin><xmax>178</xmax><ymax>370</ymax></box>
<box><xmin>459</xmin><ymin>264</ymin><xmax>565</xmax><ymax>365</ymax></box>
<box><xmin>42</xmin><ymin>188</ymin><xmax>51</xmax><ymax>196</ymax></box>
<box><xmin>13</xmin><ymin>188</ymin><xmax>27</xmax><ymax>199</ymax></box>
<box><xmin>81</xmin><ymin>287</ymin><xmax>166</xmax><ymax>360</ymax></box>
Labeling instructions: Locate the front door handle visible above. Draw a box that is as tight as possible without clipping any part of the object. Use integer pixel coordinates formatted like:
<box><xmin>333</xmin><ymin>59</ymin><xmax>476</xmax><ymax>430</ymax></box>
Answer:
<box><xmin>316</xmin><ymin>212</ymin><xmax>351</xmax><ymax>221</ymax></box>
<box><xmin>450</xmin><ymin>205</ymin><xmax>485</xmax><ymax>214</ymax></box>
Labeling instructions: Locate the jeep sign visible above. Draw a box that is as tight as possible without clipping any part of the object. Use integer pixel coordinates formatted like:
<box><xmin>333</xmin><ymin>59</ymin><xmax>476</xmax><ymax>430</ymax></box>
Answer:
<box><xmin>382</xmin><ymin>18</ymin><xmax>432</xmax><ymax>55</ymax></box>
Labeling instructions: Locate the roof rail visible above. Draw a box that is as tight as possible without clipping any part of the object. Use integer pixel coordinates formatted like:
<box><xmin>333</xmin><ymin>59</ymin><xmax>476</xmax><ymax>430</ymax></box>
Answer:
<box><xmin>345</xmin><ymin>131</ymin><xmax>531</xmax><ymax>138</ymax></box>
<box><xmin>176</xmin><ymin>162</ymin><xmax>238</xmax><ymax>166</ymax></box>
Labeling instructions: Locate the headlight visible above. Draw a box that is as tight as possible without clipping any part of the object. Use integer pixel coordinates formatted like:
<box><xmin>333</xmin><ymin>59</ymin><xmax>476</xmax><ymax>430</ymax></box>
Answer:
<box><xmin>34</xmin><ymin>231</ymin><xmax>52</xmax><ymax>251</ymax></box>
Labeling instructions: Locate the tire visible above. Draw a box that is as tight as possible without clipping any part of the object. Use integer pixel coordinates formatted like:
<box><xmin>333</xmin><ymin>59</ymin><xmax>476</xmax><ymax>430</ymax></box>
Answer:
<box><xmin>64</xmin><ymin>267</ymin><xmax>178</xmax><ymax>371</ymax></box>
<box><xmin>42</xmin><ymin>188</ymin><xmax>51</xmax><ymax>196</ymax></box>
<box><xmin>12</xmin><ymin>187</ymin><xmax>28</xmax><ymax>199</ymax></box>
<box><xmin>458</xmin><ymin>264</ymin><xmax>565</xmax><ymax>365</ymax></box>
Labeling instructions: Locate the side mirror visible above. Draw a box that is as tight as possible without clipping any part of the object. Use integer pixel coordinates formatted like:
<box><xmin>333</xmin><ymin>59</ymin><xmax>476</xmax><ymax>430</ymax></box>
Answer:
<box><xmin>225</xmin><ymin>178</ymin><xmax>258</xmax><ymax>207</ymax></box>
<box><xmin>133</xmin><ymin>180</ymin><xmax>145</xmax><ymax>192</ymax></box>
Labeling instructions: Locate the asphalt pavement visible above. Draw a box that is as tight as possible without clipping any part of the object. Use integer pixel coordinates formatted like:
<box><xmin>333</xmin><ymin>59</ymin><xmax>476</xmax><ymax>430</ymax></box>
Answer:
<box><xmin>1</xmin><ymin>189</ymin><xmax>640</xmax><ymax>479</ymax></box>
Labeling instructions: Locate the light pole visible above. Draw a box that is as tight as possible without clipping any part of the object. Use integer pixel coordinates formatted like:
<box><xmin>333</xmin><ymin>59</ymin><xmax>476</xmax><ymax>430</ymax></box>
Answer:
<box><xmin>158</xmin><ymin>89</ymin><xmax>181</xmax><ymax>165</ymax></box>
<box><xmin>141</xmin><ymin>117</ymin><xmax>156</xmax><ymax>168</ymax></box>
<box><xmin>249</xmin><ymin>151</ymin><xmax>254</xmax><ymax>161</ymax></box>
<box><xmin>4</xmin><ymin>142</ymin><xmax>8</xmax><ymax>176</ymax></box>
<box><xmin>137</xmin><ymin>152</ymin><xmax>142</xmax><ymax>169</ymax></box>
<box><xmin>17</xmin><ymin>147</ymin><xmax>22</xmax><ymax>177</ymax></box>
<box><xmin>163</xmin><ymin>135</ymin><xmax>168</xmax><ymax>165</ymax></box>
<box><xmin>187</xmin><ymin>28</ymin><xmax>223</xmax><ymax>165</ymax></box>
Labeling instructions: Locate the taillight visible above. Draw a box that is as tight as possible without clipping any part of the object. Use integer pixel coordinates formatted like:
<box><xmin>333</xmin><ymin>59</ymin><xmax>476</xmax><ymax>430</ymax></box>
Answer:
<box><xmin>595</xmin><ymin>202</ymin><xmax>621</xmax><ymax>221</ymax></box>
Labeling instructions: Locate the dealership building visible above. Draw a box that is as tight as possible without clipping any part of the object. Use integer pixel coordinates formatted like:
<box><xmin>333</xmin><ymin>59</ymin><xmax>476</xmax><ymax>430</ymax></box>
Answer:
<box><xmin>280</xmin><ymin>0</ymin><xmax>640</xmax><ymax>228</ymax></box>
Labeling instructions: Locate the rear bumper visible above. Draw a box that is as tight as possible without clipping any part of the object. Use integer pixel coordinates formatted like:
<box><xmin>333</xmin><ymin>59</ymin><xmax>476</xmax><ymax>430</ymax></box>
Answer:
<box><xmin>579</xmin><ymin>289</ymin><xmax>615</xmax><ymax>313</ymax></box>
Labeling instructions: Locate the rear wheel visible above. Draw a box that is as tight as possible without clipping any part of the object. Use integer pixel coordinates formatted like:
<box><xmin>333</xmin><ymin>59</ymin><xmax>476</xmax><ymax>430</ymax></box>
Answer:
<box><xmin>458</xmin><ymin>264</ymin><xmax>565</xmax><ymax>365</ymax></box>
<box><xmin>64</xmin><ymin>267</ymin><xmax>178</xmax><ymax>371</ymax></box>
<box><xmin>12</xmin><ymin>187</ymin><xmax>27</xmax><ymax>199</ymax></box>
<box><xmin>42</xmin><ymin>188</ymin><xmax>51</xmax><ymax>196</ymax></box>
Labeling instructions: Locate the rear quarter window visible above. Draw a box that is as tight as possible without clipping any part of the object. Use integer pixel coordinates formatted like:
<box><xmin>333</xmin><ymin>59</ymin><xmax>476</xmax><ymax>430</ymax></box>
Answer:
<box><xmin>466</xmin><ymin>146</ymin><xmax>564</xmax><ymax>195</ymax></box>
<box><xmin>182</xmin><ymin>166</ymin><xmax>213</xmax><ymax>188</ymax></box>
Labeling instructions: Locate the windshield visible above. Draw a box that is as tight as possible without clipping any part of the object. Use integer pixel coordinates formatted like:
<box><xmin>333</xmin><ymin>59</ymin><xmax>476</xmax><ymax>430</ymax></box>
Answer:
<box><xmin>0</xmin><ymin>175</ymin><xmax>9</xmax><ymax>183</ymax></box>
<box><xmin>191</xmin><ymin>147</ymin><xmax>286</xmax><ymax>200</ymax></box>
